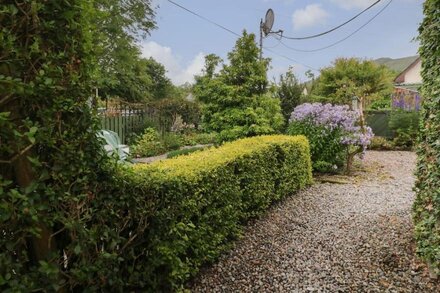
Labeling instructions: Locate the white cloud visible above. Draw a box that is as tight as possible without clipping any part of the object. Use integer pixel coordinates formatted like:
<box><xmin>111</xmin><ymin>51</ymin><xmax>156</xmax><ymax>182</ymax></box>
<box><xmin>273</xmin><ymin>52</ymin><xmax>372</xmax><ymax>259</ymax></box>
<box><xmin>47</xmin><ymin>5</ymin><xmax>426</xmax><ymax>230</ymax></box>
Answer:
<box><xmin>292</xmin><ymin>4</ymin><xmax>329</xmax><ymax>30</ymax></box>
<box><xmin>141</xmin><ymin>41</ymin><xmax>205</xmax><ymax>85</ymax></box>
<box><xmin>329</xmin><ymin>0</ymin><xmax>378</xmax><ymax>10</ymax></box>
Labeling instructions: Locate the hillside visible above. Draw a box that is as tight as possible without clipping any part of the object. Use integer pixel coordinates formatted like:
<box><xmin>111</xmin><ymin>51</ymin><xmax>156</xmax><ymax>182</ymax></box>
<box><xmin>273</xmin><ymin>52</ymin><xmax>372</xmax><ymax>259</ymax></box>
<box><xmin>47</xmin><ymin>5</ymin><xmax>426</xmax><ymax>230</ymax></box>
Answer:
<box><xmin>374</xmin><ymin>55</ymin><xmax>419</xmax><ymax>73</ymax></box>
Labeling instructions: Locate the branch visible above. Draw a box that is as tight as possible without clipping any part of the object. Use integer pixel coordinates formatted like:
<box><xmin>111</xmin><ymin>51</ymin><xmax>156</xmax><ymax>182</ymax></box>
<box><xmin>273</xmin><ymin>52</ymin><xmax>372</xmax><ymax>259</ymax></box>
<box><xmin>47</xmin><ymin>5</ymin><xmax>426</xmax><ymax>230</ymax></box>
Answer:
<box><xmin>0</xmin><ymin>143</ymin><xmax>35</xmax><ymax>164</ymax></box>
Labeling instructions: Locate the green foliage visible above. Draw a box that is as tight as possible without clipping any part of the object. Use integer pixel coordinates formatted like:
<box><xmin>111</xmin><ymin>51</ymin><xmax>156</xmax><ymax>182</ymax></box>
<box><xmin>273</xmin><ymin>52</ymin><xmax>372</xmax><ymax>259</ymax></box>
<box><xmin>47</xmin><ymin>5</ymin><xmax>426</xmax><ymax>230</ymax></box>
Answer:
<box><xmin>389</xmin><ymin>110</ymin><xmax>419</xmax><ymax>149</ymax></box>
<box><xmin>315</xmin><ymin>58</ymin><xmax>394</xmax><ymax>105</ymax></box>
<box><xmin>166</xmin><ymin>146</ymin><xmax>208</xmax><ymax>158</ymax></box>
<box><xmin>369</xmin><ymin>136</ymin><xmax>394</xmax><ymax>151</ymax></box>
<box><xmin>276</xmin><ymin>67</ymin><xmax>303</xmax><ymax>124</ymax></box>
<box><xmin>287</xmin><ymin>122</ymin><xmax>345</xmax><ymax>173</ymax></box>
<box><xmin>180</xmin><ymin>132</ymin><xmax>219</xmax><ymax>146</ymax></box>
<box><xmin>131</xmin><ymin>129</ymin><xmax>217</xmax><ymax>158</ymax></box>
<box><xmin>195</xmin><ymin>31</ymin><xmax>284</xmax><ymax>141</ymax></box>
<box><xmin>131</xmin><ymin>128</ymin><xmax>166</xmax><ymax>157</ymax></box>
<box><xmin>143</xmin><ymin>57</ymin><xmax>175</xmax><ymax>100</ymax></box>
<box><xmin>150</xmin><ymin>98</ymin><xmax>201</xmax><ymax>130</ymax></box>
<box><xmin>94</xmin><ymin>0</ymin><xmax>158</xmax><ymax>102</ymax></box>
<box><xmin>0</xmin><ymin>1</ymin><xmax>130</xmax><ymax>290</ymax></box>
<box><xmin>369</xmin><ymin>98</ymin><xmax>391</xmax><ymax>110</ymax></box>
<box><xmin>162</xmin><ymin>132</ymin><xmax>183</xmax><ymax>151</ymax></box>
<box><xmin>128</xmin><ymin>135</ymin><xmax>312</xmax><ymax>290</ymax></box>
<box><xmin>413</xmin><ymin>0</ymin><xmax>440</xmax><ymax>276</ymax></box>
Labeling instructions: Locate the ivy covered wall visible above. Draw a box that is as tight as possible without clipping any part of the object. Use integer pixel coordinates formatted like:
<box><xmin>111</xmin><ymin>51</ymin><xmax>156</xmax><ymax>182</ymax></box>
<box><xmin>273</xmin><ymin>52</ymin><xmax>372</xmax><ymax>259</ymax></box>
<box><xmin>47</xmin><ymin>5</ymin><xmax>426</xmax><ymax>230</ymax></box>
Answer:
<box><xmin>413</xmin><ymin>0</ymin><xmax>440</xmax><ymax>277</ymax></box>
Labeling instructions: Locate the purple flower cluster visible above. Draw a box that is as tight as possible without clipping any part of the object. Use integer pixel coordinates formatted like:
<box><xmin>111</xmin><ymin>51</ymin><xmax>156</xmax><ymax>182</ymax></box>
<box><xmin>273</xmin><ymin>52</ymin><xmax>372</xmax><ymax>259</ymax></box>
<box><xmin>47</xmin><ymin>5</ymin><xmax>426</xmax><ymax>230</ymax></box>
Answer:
<box><xmin>290</xmin><ymin>103</ymin><xmax>374</xmax><ymax>150</ymax></box>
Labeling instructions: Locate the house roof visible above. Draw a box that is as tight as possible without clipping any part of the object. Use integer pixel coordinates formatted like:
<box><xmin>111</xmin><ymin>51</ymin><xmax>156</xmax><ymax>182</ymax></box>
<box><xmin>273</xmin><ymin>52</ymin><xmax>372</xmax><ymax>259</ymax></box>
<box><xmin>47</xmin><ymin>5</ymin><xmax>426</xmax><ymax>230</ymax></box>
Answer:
<box><xmin>394</xmin><ymin>57</ymin><xmax>421</xmax><ymax>83</ymax></box>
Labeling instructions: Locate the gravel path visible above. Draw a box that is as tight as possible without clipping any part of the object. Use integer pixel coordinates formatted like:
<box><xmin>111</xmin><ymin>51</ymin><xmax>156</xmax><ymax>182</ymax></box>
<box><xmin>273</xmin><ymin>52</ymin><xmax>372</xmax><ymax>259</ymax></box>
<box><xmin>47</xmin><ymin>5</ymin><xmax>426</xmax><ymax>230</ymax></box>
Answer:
<box><xmin>190</xmin><ymin>151</ymin><xmax>439</xmax><ymax>292</ymax></box>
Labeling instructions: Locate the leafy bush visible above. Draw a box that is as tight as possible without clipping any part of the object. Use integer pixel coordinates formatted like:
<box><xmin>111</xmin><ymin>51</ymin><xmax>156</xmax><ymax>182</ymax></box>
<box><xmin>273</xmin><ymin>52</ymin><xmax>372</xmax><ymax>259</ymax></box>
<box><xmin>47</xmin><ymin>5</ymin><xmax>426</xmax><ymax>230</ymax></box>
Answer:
<box><xmin>388</xmin><ymin>110</ymin><xmax>419</xmax><ymax>148</ymax></box>
<box><xmin>126</xmin><ymin>135</ymin><xmax>312</xmax><ymax>290</ymax></box>
<box><xmin>179</xmin><ymin>132</ymin><xmax>219</xmax><ymax>146</ymax></box>
<box><xmin>413</xmin><ymin>0</ymin><xmax>440</xmax><ymax>276</ymax></box>
<box><xmin>287</xmin><ymin>103</ymin><xmax>373</xmax><ymax>173</ymax></box>
<box><xmin>162</xmin><ymin>132</ymin><xmax>182</xmax><ymax>151</ymax></box>
<box><xmin>369</xmin><ymin>98</ymin><xmax>391</xmax><ymax>110</ymax></box>
<box><xmin>131</xmin><ymin>127</ymin><xmax>165</xmax><ymax>157</ymax></box>
<box><xmin>193</xmin><ymin>132</ymin><xmax>218</xmax><ymax>144</ymax></box>
<box><xmin>369</xmin><ymin>136</ymin><xmax>394</xmax><ymax>150</ymax></box>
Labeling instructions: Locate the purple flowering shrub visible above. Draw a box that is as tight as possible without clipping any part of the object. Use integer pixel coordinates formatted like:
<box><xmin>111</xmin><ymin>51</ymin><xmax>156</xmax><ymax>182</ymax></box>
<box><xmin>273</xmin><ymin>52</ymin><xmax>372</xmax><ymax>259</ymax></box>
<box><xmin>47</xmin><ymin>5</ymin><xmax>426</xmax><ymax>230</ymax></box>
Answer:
<box><xmin>287</xmin><ymin>103</ymin><xmax>374</xmax><ymax>173</ymax></box>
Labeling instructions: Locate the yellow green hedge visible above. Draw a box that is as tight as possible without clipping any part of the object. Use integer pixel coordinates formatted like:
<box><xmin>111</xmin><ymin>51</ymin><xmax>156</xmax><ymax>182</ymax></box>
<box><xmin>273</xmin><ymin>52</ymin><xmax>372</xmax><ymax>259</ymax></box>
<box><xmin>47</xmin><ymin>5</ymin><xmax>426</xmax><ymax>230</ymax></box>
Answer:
<box><xmin>123</xmin><ymin>135</ymin><xmax>312</xmax><ymax>290</ymax></box>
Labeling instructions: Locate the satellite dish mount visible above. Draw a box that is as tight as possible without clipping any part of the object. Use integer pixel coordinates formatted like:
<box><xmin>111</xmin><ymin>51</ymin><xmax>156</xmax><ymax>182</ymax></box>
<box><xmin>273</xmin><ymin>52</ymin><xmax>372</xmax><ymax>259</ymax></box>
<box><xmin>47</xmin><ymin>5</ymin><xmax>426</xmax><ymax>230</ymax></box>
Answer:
<box><xmin>259</xmin><ymin>8</ymin><xmax>283</xmax><ymax>60</ymax></box>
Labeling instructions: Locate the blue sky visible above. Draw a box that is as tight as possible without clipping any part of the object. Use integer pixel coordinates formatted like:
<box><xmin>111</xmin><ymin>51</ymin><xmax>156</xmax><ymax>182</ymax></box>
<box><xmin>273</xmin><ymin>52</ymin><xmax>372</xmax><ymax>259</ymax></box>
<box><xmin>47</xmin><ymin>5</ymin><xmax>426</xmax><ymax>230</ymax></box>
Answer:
<box><xmin>141</xmin><ymin>0</ymin><xmax>423</xmax><ymax>85</ymax></box>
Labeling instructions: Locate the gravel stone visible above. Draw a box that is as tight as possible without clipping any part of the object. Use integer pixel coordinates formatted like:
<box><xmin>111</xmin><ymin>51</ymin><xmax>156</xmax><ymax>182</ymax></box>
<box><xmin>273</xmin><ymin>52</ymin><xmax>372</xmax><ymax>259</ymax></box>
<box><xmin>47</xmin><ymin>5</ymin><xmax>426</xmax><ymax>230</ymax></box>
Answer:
<box><xmin>189</xmin><ymin>151</ymin><xmax>440</xmax><ymax>292</ymax></box>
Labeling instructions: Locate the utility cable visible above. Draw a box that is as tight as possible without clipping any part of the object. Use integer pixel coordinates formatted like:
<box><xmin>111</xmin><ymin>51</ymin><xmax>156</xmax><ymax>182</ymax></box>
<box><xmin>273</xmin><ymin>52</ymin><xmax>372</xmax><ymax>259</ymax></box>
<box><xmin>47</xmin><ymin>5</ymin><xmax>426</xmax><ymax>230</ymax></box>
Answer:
<box><xmin>264</xmin><ymin>47</ymin><xmax>319</xmax><ymax>71</ymax></box>
<box><xmin>166</xmin><ymin>0</ymin><xmax>318</xmax><ymax>71</ymax></box>
<box><xmin>264</xmin><ymin>35</ymin><xmax>282</xmax><ymax>49</ymax></box>
<box><xmin>281</xmin><ymin>0</ymin><xmax>381</xmax><ymax>40</ymax></box>
<box><xmin>167</xmin><ymin>0</ymin><xmax>240</xmax><ymax>37</ymax></box>
<box><xmin>279</xmin><ymin>0</ymin><xmax>393</xmax><ymax>53</ymax></box>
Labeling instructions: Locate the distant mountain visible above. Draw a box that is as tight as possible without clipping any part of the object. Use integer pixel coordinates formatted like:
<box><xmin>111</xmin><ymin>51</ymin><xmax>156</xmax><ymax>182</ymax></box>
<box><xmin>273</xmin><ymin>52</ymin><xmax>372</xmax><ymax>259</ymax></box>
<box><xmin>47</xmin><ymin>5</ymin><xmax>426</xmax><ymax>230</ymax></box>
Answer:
<box><xmin>373</xmin><ymin>55</ymin><xmax>419</xmax><ymax>74</ymax></box>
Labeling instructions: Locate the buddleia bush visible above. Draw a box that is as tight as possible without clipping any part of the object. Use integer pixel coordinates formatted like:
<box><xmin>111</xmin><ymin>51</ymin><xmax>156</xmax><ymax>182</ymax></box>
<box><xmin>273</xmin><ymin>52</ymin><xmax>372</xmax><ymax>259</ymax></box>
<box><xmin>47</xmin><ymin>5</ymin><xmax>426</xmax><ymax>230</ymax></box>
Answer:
<box><xmin>287</xmin><ymin>103</ymin><xmax>373</xmax><ymax>173</ymax></box>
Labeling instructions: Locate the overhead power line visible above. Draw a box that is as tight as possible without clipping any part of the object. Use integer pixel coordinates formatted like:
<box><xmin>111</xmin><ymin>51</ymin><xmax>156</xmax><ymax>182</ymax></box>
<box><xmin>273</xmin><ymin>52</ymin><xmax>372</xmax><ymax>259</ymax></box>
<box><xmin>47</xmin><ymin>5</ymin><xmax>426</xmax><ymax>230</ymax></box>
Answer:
<box><xmin>166</xmin><ymin>0</ymin><xmax>318</xmax><ymax>71</ymax></box>
<box><xmin>280</xmin><ymin>0</ymin><xmax>393</xmax><ymax>53</ymax></box>
<box><xmin>264</xmin><ymin>47</ymin><xmax>319</xmax><ymax>71</ymax></box>
<box><xmin>167</xmin><ymin>0</ymin><xmax>240</xmax><ymax>37</ymax></box>
<box><xmin>281</xmin><ymin>0</ymin><xmax>381</xmax><ymax>40</ymax></box>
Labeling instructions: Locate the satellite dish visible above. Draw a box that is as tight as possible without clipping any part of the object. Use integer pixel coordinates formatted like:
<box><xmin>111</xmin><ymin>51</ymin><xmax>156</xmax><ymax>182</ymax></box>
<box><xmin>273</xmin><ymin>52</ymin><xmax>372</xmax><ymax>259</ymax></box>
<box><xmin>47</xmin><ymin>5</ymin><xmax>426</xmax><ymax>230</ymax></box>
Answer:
<box><xmin>263</xmin><ymin>9</ymin><xmax>274</xmax><ymax>35</ymax></box>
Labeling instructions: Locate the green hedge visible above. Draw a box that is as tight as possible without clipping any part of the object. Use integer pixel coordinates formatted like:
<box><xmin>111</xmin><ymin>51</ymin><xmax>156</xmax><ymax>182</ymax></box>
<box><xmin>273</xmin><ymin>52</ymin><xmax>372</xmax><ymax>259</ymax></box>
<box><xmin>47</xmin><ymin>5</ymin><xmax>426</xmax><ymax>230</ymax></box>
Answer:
<box><xmin>413</xmin><ymin>0</ymin><xmax>440</xmax><ymax>276</ymax></box>
<box><xmin>124</xmin><ymin>135</ymin><xmax>312</xmax><ymax>290</ymax></box>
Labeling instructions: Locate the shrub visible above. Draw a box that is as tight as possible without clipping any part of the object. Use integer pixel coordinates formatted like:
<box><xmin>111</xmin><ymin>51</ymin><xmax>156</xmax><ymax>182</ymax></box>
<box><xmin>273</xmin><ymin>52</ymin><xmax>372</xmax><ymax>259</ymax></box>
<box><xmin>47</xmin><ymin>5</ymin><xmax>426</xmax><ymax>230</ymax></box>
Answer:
<box><xmin>369</xmin><ymin>98</ymin><xmax>391</xmax><ymax>110</ymax></box>
<box><xmin>193</xmin><ymin>132</ymin><xmax>218</xmax><ymax>145</ymax></box>
<box><xmin>125</xmin><ymin>135</ymin><xmax>312</xmax><ymax>290</ymax></box>
<box><xmin>162</xmin><ymin>132</ymin><xmax>182</xmax><ymax>151</ymax></box>
<box><xmin>287</xmin><ymin>103</ymin><xmax>373</xmax><ymax>173</ymax></box>
<box><xmin>369</xmin><ymin>136</ymin><xmax>394</xmax><ymax>150</ymax></box>
<box><xmin>179</xmin><ymin>132</ymin><xmax>219</xmax><ymax>146</ymax></box>
<box><xmin>413</xmin><ymin>0</ymin><xmax>440</xmax><ymax>277</ymax></box>
<box><xmin>131</xmin><ymin>127</ymin><xmax>165</xmax><ymax>157</ymax></box>
<box><xmin>388</xmin><ymin>110</ymin><xmax>419</xmax><ymax>149</ymax></box>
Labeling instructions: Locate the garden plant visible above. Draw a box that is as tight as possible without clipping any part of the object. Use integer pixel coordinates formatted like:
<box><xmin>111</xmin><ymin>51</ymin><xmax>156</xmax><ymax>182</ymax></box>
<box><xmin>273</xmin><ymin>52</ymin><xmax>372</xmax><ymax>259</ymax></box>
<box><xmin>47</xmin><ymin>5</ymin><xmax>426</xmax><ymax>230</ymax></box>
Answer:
<box><xmin>288</xmin><ymin>103</ymin><xmax>373</xmax><ymax>173</ymax></box>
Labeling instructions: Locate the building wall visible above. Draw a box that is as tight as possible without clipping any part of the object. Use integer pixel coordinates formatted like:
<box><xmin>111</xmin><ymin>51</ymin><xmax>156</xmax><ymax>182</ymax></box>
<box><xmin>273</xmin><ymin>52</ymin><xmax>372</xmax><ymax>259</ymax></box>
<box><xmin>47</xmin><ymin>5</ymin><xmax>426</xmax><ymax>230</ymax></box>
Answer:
<box><xmin>402</xmin><ymin>59</ymin><xmax>422</xmax><ymax>83</ymax></box>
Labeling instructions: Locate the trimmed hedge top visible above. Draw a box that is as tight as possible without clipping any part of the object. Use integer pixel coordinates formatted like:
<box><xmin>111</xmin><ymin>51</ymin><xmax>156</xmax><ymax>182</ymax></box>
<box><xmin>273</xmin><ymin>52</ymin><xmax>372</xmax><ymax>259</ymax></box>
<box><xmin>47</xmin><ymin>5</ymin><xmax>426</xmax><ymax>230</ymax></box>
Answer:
<box><xmin>134</xmin><ymin>135</ymin><xmax>310</xmax><ymax>176</ymax></box>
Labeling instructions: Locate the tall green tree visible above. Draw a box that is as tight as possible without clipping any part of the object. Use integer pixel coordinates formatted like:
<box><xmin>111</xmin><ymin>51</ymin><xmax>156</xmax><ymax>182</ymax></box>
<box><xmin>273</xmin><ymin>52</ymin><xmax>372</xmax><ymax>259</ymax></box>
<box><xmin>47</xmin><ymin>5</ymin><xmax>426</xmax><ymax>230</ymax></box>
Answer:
<box><xmin>144</xmin><ymin>57</ymin><xmax>175</xmax><ymax>100</ymax></box>
<box><xmin>195</xmin><ymin>31</ymin><xmax>284</xmax><ymax>141</ymax></box>
<box><xmin>314</xmin><ymin>57</ymin><xmax>394</xmax><ymax>106</ymax></box>
<box><xmin>276</xmin><ymin>67</ymin><xmax>303</xmax><ymax>123</ymax></box>
<box><xmin>413</xmin><ymin>0</ymin><xmax>440</xmax><ymax>277</ymax></box>
<box><xmin>94</xmin><ymin>0</ymin><xmax>158</xmax><ymax>101</ymax></box>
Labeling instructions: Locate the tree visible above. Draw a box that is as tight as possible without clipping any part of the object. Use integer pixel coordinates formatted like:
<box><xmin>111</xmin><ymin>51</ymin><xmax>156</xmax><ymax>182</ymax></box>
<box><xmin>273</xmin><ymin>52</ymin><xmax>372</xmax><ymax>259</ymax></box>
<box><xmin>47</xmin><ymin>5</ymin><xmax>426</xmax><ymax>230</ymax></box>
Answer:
<box><xmin>413</xmin><ymin>0</ymin><xmax>440</xmax><ymax>277</ymax></box>
<box><xmin>99</xmin><ymin>50</ymin><xmax>153</xmax><ymax>101</ymax></box>
<box><xmin>195</xmin><ymin>31</ymin><xmax>284</xmax><ymax>141</ymax></box>
<box><xmin>144</xmin><ymin>57</ymin><xmax>175</xmax><ymax>100</ymax></box>
<box><xmin>275</xmin><ymin>67</ymin><xmax>303</xmax><ymax>123</ymax></box>
<box><xmin>314</xmin><ymin>57</ymin><xmax>394</xmax><ymax>107</ymax></box>
<box><xmin>94</xmin><ymin>0</ymin><xmax>158</xmax><ymax>102</ymax></box>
